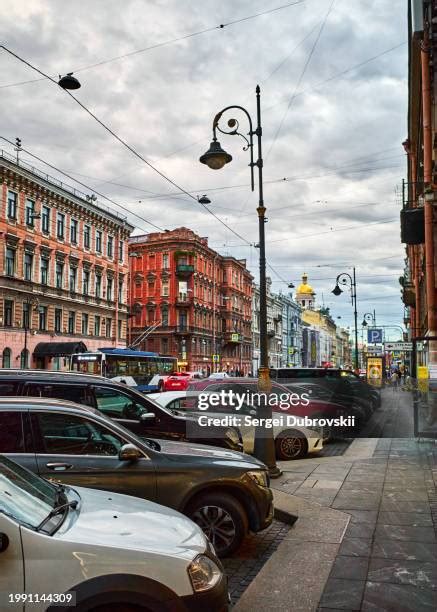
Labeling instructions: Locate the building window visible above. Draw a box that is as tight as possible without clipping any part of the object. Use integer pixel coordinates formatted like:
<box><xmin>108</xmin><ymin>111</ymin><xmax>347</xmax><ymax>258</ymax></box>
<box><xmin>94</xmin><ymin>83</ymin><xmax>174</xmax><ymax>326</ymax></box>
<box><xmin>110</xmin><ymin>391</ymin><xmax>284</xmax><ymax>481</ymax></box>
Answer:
<box><xmin>81</xmin><ymin>313</ymin><xmax>88</xmax><ymax>335</ymax></box>
<box><xmin>118</xmin><ymin>319</ymin><xmax>123</xmax><ymax>339</ymax></box>
<box><xmin>4</xmin><ymin>300</ymin><xmax>13</xmax><ymax>327</ymax></box>
<box><xmin>70</xmin><ymin>219</ymin><xmax>78</xmax><ymax>244</ymax></box>
<box><xmin>162</xmin><ymin>338</ymin><xmax>168</xmax><ymax>353</ymax></box>
<box><xmin>22</xmin><ymin>302</ymin><xmax>30</xmax><ymax>329</ymax></box>
<box><xmin>94</xmin><ymin>315</ymin><xmax>101</xmax><ymax>336</ymax></box>
<box><xmin>25</xmin><ymin>199</ymin><xmax>36</xmax><ymax>227</ymax></box>
<box><xmin>68</xmin><ymin>311</ymin><xmax>75</xmax><ymax>334</ymax></box>
<box><xmin>96</xmin><ymin>230</ymin><xmax>102</xmax><ymax>253</ymax></box>
<box><xmin>41</xmin><ymin>205</ymin><xmax>50</xmax><ymax>234</ymax></box>
<box><xmin>40</xmin><ymin>258</ymin><xmax>49</xmax><ymax>286</ymax></box>
<box><xmin>24</xmin><ymin>252</ymin><xmax>33</xmax><ymax>281</ymax></box>
<box><xmin>5</xmin><ymin>248</ymin><xmax>15</xmax><ymax>277</ymax></box>
<box><xmin>38</xmin><ymin>306</ymin><xmax>47</xmax><ymax>331</ymax></box>
<box><xmin>95</xmin><ymin>273</ymin><xmax>102</xmax><ymax>298</ymax></box>
<box><xmin>84</xmin><ymin>224</ymin><xmax>91</xmax><ymax>249</ymax></box>
<box><xmin>2</xmin><ymin>348</ymin><xmax>11</xmax><ymax>368</ymax></box>
<box><xmin>162</xmin><ymin>282</ymin><xmax>169</xmax><ymax>297</ymax></box>
<box><xmin>161</xmin><ymin>306</ymin><xmax>168</xmax><ymax>326</ymax></box>
<box><xmin>106</xmin><ymin>277</ymin><xmax>113</xmax><ymax>301</ymax></box>
<box><xmin>20</xmin><ymin>349</ymin><xmax>29</xmax><ymax>369</ymax></box>
<box><xmin>107</xmin><ymin>236</ymin><xmax>113</xmax><ymax>258</ymax></box>
<box><xmin>163</xmin><ymin>253</ymin><xmax>169</xmax><ymax>269</ymax></box>
<box><xmin>105</xmin><ymin>318</ymin><xmax>112</xmax><ymax>338</ymax></box>
<box><xmin>53</xmin><ymin>357</ymin><xmax>61</xmax><ymax>371</ymax></box>
<box><xmin>54</xmin><ymin>308</ymin><xmax>62</xmax><ymax>333</ymax></box>
<box><xmin>55</xmin><ymin>261</ymin><xmax>64</xmax><ymax>289</ymax></box>
<box><xmin>118</xmin><ymin>277</ymin><xmax>123</xmax><ymax>303</ymax></box>
<box><xmin>118</xmin><ymin>240</ymin><xmax>124</xmax><ymax>262</ymax></box>
<box><xmin>57</xmin><ymin>212</ymin><xmax>65</xmax><ymax>239</ymax></box>
<box><xmin>83</xmin><ymin>269</ymin><xmax>90</xmax><ymax>295</ymax></box>
<box><xmin>7</xmin><ymin>191</ymin><xmax>17</xmax><ymax>220</ymax></box>
<box><xmin>69</xmin><ymin>266</ymin><xmax>77</xmax><ymax>292</ymax></box>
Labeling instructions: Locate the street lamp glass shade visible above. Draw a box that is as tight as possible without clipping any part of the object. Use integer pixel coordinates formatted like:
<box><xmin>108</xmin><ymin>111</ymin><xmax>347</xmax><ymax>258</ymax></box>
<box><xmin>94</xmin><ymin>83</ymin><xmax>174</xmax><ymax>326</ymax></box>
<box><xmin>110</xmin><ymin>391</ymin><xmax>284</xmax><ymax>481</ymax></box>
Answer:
<box><xmin>332</xmin><ymin>285</ymin><xmax>342</xmax><ymax>296</ymax></box>
<box><xmin>199</xmin><ymin>141</ymin><xmax>232</xmax><ymax>170</ymax></box>
<box><xmin>362</xmin><ymin>319</ymin><xmax>367</xmax><ymax>326</ymax></box>
<box><xmin>198</xmin><ymin>195</ymin><xmax>211</xmax><ymax>205</ymax></box>
<box><xmin>58</xmin><ymin>73</ymin><xmax>81</xmax><ymax>90</ymax></box>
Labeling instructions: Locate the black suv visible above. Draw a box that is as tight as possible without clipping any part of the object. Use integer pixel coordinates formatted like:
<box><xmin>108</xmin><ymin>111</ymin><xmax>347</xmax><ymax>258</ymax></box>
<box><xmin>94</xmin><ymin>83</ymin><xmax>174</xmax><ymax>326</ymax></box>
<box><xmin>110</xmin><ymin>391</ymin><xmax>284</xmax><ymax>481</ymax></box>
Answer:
<box><xmin>0</xmin><ymin>370</ymin><xmax>243</xmax><ymax>452</ymax></box>
<box><xmin>0</xmin><ymin>397</ymin><xmax>273</xmax><ymax>557</ymax></box>
<box><xmin>270</xmin><ymin>367</ymin><xmax>381</xmax><ymax>410</ymax></box>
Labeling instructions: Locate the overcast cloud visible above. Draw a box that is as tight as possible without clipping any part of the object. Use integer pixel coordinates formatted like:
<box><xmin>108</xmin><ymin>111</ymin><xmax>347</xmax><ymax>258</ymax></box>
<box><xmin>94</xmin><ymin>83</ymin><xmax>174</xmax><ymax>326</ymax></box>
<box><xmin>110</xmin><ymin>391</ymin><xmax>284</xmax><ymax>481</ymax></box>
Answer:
<box><xmin>1</xmin><ymin>0</ymin><xmax>407</xmax><ymax>338</ymax></box>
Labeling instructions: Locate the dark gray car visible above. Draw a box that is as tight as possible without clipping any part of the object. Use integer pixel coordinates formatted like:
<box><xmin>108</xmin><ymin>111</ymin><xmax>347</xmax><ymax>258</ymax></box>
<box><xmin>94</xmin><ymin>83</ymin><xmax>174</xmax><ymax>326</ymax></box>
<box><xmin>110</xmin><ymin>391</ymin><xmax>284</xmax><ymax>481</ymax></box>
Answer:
<box><xmin>0</xmin><ymin>397</ymin><xmax>273</xmax><ymax>557</ymax></box>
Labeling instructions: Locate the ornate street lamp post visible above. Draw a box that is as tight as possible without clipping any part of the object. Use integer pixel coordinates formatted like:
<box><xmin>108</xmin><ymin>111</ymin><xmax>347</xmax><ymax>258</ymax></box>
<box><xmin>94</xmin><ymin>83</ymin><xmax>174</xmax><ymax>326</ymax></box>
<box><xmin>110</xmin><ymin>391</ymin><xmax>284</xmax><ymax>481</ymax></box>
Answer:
<box><xmin>200</xmin><ymin>85</ymin><xmax>281</xmax><ymax>477</ymax></box>
<box><xmin>362</xmin><ymin>311</ymin><xmax>376</xmax><ymax>327</ymax></box>
<box><xmin>332</xmin><ymin>268</ymin><xmax>359</xmax><ymax>370</ymax></box>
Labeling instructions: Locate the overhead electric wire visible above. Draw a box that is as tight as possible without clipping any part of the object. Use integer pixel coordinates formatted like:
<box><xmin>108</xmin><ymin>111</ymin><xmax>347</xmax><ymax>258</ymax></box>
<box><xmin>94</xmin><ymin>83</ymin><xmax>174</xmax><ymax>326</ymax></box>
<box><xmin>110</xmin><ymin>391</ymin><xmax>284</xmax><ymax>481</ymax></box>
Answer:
<box><xmin>0</xmin><ymin>137</ymin><xmax>165</xmax><ymax>232</ymax></box>
<box><xmin>0</xmin><ymin>1</ymin><xmax>304</xmax><ymax>89</ymax></box>
<box><xmin>0</xmin><ymin>45</ymin><xmax>254</xmax><ymax>247</ymax></box>
<box><xmin>266</xmin><ymin>0</ymin><xmax>336</xmax><ymax>160</ymax></box>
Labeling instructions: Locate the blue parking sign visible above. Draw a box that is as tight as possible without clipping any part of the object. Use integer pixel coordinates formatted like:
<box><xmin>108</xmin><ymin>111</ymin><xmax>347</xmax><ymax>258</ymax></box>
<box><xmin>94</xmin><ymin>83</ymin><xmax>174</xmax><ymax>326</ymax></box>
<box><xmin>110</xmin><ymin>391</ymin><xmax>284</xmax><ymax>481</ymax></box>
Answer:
<box><xmin>367</xmin><ymin>328</ymin><xmax>383</xmax><ymax>343</ymax></box>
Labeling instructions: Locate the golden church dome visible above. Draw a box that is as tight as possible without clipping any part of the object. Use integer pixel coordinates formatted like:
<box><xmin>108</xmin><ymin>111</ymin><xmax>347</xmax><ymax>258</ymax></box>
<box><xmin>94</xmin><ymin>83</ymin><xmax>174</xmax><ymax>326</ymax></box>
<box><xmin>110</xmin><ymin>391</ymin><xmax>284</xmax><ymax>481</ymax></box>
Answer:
<box><xmin>296</xmin><ymin>273</ymin><xmax>314</xmax><ymax>295</ymax></box>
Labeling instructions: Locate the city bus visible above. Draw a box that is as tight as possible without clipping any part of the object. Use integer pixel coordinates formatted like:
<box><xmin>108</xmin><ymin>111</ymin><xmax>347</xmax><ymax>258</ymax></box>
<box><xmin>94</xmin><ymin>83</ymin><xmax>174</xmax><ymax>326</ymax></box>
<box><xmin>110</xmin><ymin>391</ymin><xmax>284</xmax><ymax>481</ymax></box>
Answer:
<box><xmin>70</xmin><ymin>348</ymin><xmax>177</xmax><ymax>392</ymax></box>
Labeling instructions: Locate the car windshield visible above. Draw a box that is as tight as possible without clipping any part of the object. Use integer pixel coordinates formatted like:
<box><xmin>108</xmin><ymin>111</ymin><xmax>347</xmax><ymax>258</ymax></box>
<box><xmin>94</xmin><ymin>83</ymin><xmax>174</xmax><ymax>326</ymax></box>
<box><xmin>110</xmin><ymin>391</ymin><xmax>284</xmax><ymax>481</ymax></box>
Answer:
<box><xmin>0</xmin><ymin>454</ymin><xmax>57</xmax><ymax>529</ymax></box>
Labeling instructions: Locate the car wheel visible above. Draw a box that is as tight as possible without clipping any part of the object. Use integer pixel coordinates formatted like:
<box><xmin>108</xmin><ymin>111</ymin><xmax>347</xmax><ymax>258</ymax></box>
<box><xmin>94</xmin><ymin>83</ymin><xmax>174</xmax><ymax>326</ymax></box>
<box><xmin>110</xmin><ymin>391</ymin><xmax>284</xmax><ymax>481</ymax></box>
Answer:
<box><xmin>186</xmin><ymin>492</ymin><xmax>248</xmax><ymax>557</ymax></box>
<box><xmin>275</xmin><ymin>430</ymin><xmax>308</xmax><ymax>459</ymax></box>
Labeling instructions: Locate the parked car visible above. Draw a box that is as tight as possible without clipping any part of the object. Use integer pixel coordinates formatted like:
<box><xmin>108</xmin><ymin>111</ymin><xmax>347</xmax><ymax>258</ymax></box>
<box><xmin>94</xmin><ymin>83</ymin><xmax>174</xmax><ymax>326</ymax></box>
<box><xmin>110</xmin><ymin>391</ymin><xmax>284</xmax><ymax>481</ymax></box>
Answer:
<box><xmin>269</xmin><ymin>367</ymin><xmax>381</xmax><ymax>409</ymax></box>
<box><xmin>0</xmin><ymin>397</ymin><xmax>273</xmax><ymax>557</ymax></box>
<box><xmin>284</xmin><ymin>381</ymin><xmax>373</xmax><ymax>424</ymax></box>
<box><xmin>0</xmin><ymin>370</ymin><xmax>243</xmax><ymax>453</ymax></box>
<box><xmin>188</xmin><ymin>377</ymin><xmax>357</xmax><ymax>446</ymax></box>
<box><xmin>163</xmin><ymin>371</ymin><xmax>203</xmax><ymax>392</ymax></box>
<box><xmin>0</xmin><ymin>454</ymin><xmax>228</xmax><ymax>612</ymax></box>
<box><xmin>148</xmin><ymin>390</ymin><xmax>323</xmax><ymax>460</ymax></box>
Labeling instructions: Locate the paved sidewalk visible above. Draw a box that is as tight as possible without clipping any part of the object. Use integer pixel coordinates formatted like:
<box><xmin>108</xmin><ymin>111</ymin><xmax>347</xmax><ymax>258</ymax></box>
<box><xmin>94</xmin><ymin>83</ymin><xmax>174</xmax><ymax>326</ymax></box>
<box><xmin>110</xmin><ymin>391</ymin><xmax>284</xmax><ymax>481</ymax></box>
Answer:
<box><xmin>234</xmin><ymin>388</ymin><xmax>437</xmax><ymax>611</ymax></box>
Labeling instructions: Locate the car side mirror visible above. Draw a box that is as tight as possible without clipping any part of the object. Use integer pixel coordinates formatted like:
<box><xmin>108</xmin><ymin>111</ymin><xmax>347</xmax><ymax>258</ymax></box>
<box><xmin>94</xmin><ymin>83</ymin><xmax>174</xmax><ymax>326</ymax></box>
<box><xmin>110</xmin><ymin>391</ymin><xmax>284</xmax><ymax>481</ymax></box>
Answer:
<box><xmin>139</xmin><ymin>412</ymin><xmax>156</xmax><ymax>423</ymax></box>
<box><xmin>118</xmin><ymin>443</ymin><xmax>142</xmax><ymax>462</ymax></box>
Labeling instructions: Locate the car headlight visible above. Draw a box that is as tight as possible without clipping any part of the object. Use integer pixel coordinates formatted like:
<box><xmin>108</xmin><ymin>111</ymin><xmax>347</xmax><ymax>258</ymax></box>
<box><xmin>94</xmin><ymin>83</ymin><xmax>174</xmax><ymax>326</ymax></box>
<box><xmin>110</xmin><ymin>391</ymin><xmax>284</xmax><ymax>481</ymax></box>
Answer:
<box><xmin>188</xmin><ymin>554</ymin><xmax>222</xmax><ymax>593</ymax></box>
<box><xmin>225</xmin><ymin>427</ymin><xmax>241</xmax><ymax>445</ymax></box>
<box><xmin>247</xmin><ymin>470</ymin><xmax>269</xmax><ymax>488</ymax></box>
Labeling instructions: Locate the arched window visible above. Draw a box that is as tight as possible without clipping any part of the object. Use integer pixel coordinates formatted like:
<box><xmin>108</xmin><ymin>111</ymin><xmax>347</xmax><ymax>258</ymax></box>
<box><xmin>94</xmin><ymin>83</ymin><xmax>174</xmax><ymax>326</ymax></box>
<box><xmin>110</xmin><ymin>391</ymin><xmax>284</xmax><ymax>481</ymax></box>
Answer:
<box><xmin>20</xmin><ymin>349</ymin><xmax>29</xmax><ymax>369</ymax></box>
<box><xmin>2</xmin><ymin>348</ymin><xmax>11</xmax><ymax>368</ymax></box>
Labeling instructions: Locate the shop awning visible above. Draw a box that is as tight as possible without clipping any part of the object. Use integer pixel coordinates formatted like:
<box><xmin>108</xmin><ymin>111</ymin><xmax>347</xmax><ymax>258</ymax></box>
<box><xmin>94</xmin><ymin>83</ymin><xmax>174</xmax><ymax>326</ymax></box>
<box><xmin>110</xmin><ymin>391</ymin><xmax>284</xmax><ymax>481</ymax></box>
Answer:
<box><xmin>33</xmin><ymin>341</ymin><xmax>88</xmax><ymax>357</ymax></box>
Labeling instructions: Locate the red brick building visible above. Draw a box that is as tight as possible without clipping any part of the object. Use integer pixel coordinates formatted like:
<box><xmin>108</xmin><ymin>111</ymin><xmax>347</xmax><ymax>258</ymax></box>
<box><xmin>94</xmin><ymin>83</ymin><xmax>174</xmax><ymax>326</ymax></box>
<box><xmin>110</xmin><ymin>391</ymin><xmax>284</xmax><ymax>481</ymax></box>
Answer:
<box><xmin>0</xmin><ymin>151</ymin><xmax>133</xmax><ymax>369</ymax></box>
<box><xmin>128</xmin><ymin>227</ymin><xmax>253</xmax><ymax>374</ymax></box>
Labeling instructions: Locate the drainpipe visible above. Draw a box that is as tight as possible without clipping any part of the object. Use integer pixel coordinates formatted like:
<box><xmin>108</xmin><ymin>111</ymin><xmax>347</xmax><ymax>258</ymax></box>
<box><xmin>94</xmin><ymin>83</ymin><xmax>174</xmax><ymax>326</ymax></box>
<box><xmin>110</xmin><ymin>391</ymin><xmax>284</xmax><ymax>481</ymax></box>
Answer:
<box><xmin>421</xmin><ymin>30</ymin><xmax>437</xmax><ymax>359</ymax></box>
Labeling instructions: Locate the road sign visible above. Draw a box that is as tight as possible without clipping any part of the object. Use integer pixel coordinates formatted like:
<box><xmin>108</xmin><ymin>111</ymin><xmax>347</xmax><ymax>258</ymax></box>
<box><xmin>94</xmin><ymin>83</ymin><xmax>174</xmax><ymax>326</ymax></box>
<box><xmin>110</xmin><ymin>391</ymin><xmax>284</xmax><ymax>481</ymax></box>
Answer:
<box><xmin>384</xmin><ymin>342</ymin><xmax>413</xmax><ymax>351</ymax></box>
<box><xmin>212</xmin><ymin>354</ymin><xmax>220</xmax><ymax>363</ymax></box>
<box><xmin>231</xmin><ymin>333</ymin><xmax>240</xmax><ymax>342</ymax></box>
<box><xmin>367</xmin><ymin>328</ymin><xmax>383</xmax><ymax>343</ymax></box>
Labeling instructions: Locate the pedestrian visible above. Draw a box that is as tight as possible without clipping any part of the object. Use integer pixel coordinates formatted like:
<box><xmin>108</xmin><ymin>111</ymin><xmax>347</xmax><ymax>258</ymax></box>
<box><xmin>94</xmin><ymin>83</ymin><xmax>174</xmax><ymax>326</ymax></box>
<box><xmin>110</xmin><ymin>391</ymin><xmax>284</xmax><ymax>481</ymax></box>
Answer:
<box><xmin>391</xmin><ymin>369</ymin><xmax>400</xmax><ymax>391</ymax></box>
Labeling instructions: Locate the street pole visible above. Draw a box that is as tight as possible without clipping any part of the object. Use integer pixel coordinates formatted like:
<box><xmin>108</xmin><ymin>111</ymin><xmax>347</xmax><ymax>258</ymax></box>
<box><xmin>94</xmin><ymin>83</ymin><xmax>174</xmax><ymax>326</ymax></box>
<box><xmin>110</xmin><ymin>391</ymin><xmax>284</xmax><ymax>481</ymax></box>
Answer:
<box><xmin>332</xmin><ymin>267</ymin><xmax>359</xmax><ymax>370</ymax></box>
<box><xmin>353</xmin><ymin>267</ymin><xmax>359</xmax><ymax>371</ymax></box>
<box><xmin>199</xmin><ymin>85</ymin><xmax>281</xmax><ymax>478</ymax></box>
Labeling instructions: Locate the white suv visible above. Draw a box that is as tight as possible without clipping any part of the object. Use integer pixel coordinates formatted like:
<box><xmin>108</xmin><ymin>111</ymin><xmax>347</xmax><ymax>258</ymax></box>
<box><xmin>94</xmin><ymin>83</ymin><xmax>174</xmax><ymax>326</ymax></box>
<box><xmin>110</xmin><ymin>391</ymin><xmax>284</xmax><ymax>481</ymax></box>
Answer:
<box><xmin>0</xmin><ymin>455</ymin><xmax>228</xmax><ymax>611</ymax></box>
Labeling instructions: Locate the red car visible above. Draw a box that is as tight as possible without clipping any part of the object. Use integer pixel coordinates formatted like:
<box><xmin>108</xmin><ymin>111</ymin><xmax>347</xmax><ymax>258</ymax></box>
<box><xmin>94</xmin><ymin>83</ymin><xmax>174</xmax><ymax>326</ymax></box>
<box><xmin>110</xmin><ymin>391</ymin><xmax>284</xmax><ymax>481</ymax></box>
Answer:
<box><xmin>187</xmin><ymin>377</ymin><xmax>356</xmax><ymax>439</ymax></box>
<box><xmin>163</xmin><ymin>371</ymin><xmax>204</xmax><ymax>391</ymax></box>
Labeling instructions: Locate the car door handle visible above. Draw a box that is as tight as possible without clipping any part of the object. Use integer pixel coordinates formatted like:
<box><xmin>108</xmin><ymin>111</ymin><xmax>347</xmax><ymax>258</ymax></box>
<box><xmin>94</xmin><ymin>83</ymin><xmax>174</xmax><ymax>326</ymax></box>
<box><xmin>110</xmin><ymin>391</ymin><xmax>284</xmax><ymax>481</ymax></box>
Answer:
<box><xmin>46</xmin><ymin>462</ymin><xmax>73</xmax><ymax>471</ymax></box>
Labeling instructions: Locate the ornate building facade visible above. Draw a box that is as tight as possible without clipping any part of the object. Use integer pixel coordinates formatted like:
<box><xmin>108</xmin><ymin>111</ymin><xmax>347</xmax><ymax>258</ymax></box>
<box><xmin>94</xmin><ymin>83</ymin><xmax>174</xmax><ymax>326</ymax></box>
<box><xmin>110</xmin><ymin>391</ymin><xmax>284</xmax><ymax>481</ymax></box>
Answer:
<box><xmin>0</xmin><ymin>152</ymin><xmax>133</xmax><ymax>369</ymax></box>
<box><xmin>128</xmin><ymin>228</ymin><xmax>253</xmax><ymax>374</ymax></box>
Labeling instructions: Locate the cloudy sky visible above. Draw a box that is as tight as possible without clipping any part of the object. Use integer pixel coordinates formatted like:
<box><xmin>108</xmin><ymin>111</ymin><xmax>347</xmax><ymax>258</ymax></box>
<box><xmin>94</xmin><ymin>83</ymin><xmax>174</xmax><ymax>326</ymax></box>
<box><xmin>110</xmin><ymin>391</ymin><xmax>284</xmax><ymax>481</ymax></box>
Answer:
<box><xmin>1</xmin><ymin>0</ymin><xmax>407</xmax><ymax>339</ymax></box>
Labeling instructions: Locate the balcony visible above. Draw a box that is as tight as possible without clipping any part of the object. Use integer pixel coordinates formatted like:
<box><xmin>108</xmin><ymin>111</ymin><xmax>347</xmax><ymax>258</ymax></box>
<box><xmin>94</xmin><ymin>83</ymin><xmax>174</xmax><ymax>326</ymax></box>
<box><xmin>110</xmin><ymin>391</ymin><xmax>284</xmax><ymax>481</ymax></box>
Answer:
<box><xmin>223</xmin><ymin>331</ymin><xmax>242</xmax><ymax>344</ymax></box>
<box><xmin>176</xmin><ymin>264</ymin><xmax>194</xmax><ymax>276</ymax></box>
<box><xmin>176</xmin><ymin>293</ymin><xmax>191</xmax><ymax>306</ymax></box>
